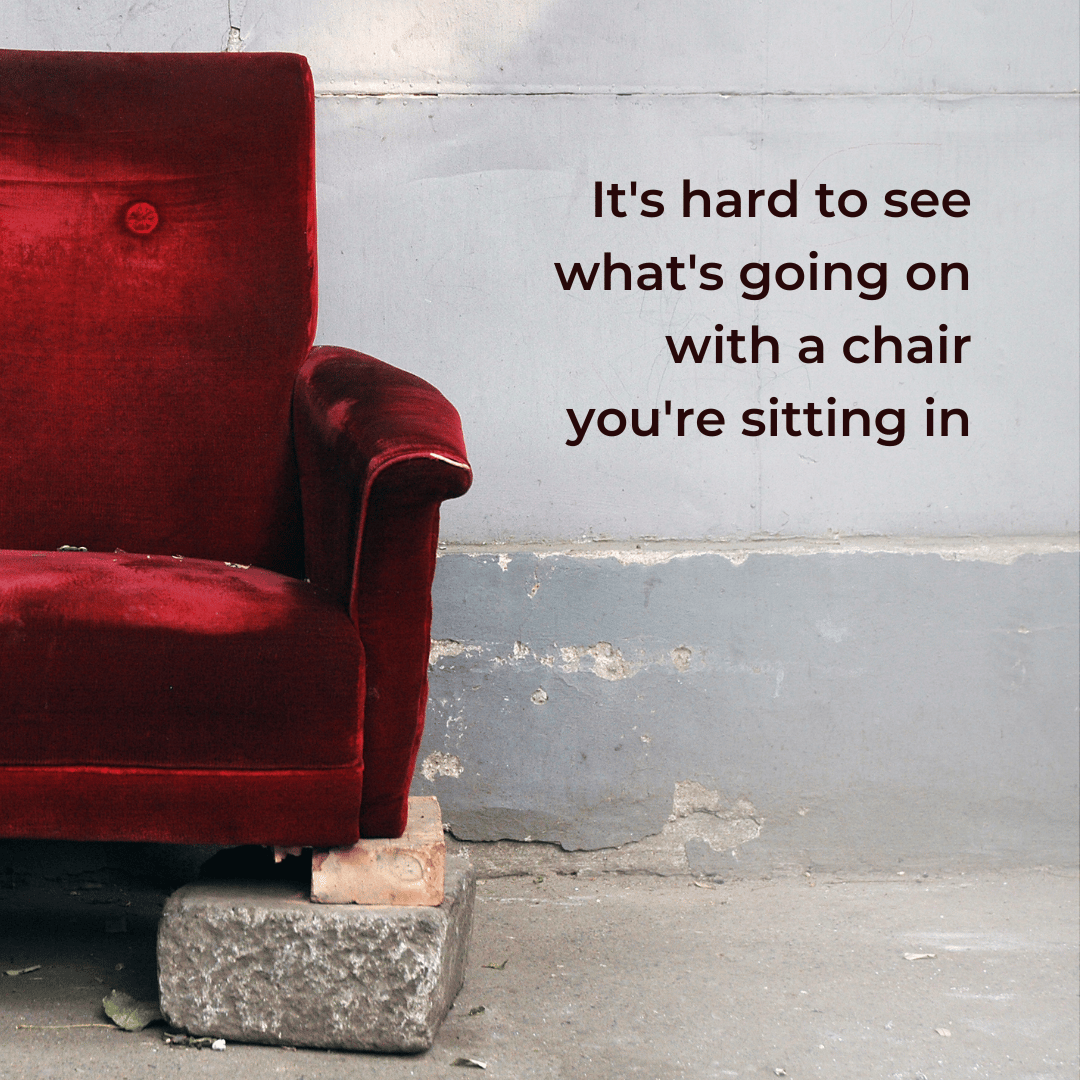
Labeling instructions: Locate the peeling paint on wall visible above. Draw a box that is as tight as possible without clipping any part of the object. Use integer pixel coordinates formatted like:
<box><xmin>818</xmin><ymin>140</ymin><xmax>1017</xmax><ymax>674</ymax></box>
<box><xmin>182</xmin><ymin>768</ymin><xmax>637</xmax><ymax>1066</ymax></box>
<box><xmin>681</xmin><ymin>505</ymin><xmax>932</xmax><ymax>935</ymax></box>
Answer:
<box><xmin>429</xmin><ymin>636</ymin><xmax>695</xmax><ymax>681</ymax></box>
<box><xmin>428</xmin><ymin>639</ymin><xmax>483</xmax><ymax>666</ymax></box>
<box><xmin>668</xmin><ymin>781</ymin><xmax>764</xmax><ymax>871</ymax></box>
<box><xmin>420</xmin><ymin>751</ymin><xmax>464</xmax><ymax>781</ymax></box>
<box><xmin>671</xmin><ymin>646</ymin><xmax>692</xmax><ymax>672</ymax></box>
<box><xmin>671</xmin><ymin>780</ymin><xmax>727</xmax><ymax>817</ymax></box>
<box><xmin>558</xmin><ymin>549</ymin><xmax>704</xmax><ymax>568</ymax></box>
<box><xmin>558</xmin><ymin>642</ymin><xmax>638</xmax><ymax>681</ymax></box>
<box><xmin>447</xmin><ymin>536</ymin><xmax>1080</xmax><ymax>566</ymax></box>
<box><xmin>451</xmin><ymin>781</ymin><xmax>766</xmax><ymax>878</ymax></box>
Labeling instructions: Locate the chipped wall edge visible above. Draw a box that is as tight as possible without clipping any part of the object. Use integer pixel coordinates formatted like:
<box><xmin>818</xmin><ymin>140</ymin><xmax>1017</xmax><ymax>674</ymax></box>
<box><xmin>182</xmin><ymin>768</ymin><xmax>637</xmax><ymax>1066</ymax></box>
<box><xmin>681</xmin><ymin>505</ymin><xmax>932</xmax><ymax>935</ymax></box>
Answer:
<box><xmin>436</xmin><ymin>535</ymin><xmax>1079</xmax><ymax>567</ymax></box>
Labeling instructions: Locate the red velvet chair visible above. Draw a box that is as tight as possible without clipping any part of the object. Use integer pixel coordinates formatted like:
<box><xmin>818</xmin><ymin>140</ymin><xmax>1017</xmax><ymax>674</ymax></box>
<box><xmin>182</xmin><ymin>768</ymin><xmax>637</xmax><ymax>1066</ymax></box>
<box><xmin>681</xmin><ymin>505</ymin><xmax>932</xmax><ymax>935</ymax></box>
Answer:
<box><xmin>0</xmin><ymin>51</ymin><xmax>471</xmax><ymax>847</ymax></box>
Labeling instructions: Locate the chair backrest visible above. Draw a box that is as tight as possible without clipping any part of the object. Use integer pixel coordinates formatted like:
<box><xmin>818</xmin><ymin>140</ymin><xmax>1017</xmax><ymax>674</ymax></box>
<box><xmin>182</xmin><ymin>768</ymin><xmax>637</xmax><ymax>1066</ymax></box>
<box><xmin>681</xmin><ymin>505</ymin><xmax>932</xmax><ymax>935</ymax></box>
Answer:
<box><xmin>0</xmin><ymin>51</ymin><xmax>316</xmax><ymax>574</ymax></box>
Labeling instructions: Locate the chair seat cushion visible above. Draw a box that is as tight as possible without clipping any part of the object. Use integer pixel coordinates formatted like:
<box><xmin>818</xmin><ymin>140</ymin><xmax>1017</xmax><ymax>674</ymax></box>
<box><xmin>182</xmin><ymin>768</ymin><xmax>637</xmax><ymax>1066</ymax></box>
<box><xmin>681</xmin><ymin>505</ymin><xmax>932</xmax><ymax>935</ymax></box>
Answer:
<box><xmin>0</xmin><ymin>551</ymin><xmax>361</xmax><ymax>770</ymax></box>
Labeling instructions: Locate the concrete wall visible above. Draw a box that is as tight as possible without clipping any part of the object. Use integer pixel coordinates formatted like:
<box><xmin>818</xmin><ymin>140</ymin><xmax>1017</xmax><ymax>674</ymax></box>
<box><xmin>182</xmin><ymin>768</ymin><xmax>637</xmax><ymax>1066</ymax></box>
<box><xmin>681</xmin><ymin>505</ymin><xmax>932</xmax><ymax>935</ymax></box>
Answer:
<box><xmin>7</xmin><ymin>2</ymin><xmax>1077</xmax><ymax>869</ymax></box>
<box><xmin>419</xmin><ymin>540</ymin><xmax>1078</xmax><ymax>873</ymax></box>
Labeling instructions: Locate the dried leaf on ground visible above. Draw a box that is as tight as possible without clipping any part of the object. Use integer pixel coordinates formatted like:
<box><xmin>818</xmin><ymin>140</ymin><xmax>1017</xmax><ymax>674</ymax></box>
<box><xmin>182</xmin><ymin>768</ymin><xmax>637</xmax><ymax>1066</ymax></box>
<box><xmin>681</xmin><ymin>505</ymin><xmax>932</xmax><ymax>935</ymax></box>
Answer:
<box><xmin>102</xmin><ymin>989</ymin><xmax>163</xmax><ymax>1031</ymax></box>
<box><xmin>5</xmin><ymin>965</ymin><xmax>41</xmax><ymax>976</ymax></box>
<box><xmin>451</xmin><ymin>1058</ymin><xmax>488</xmax><ymax>1069</ymax></box>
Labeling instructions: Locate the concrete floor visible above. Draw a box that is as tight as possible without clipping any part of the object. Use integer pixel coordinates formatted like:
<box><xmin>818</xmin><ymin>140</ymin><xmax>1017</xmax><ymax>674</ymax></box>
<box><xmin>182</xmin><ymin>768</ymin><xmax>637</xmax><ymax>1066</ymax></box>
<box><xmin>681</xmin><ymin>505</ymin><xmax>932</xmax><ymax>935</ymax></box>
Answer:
<box><xmin>0</xmin><ymin>844</ymin><xmax>1076</xmax><ymax>1079</ymax></box>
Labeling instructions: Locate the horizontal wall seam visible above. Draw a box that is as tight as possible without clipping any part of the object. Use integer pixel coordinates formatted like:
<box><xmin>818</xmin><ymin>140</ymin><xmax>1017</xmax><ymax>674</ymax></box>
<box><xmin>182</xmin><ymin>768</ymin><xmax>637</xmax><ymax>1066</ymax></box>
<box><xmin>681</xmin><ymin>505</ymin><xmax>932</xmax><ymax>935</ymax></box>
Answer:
<box><xmin>314</xmin><ymin>89</ymin><xmax>1079</xmax><ymax>99</ymax></box>
<box><xmin>436</xmin><ymin>536</ymin><xmax>1080</xmax><ymax>564</ymax></box>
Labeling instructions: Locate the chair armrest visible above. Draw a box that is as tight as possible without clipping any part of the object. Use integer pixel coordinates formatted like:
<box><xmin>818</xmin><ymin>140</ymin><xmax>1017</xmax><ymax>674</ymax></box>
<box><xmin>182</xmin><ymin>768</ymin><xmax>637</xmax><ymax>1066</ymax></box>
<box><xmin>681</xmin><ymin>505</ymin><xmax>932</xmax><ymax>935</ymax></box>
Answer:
<box><xmin>293</xmin><ymin>346</ymin><xmax>471</xmax><ymax>837</ymax></box>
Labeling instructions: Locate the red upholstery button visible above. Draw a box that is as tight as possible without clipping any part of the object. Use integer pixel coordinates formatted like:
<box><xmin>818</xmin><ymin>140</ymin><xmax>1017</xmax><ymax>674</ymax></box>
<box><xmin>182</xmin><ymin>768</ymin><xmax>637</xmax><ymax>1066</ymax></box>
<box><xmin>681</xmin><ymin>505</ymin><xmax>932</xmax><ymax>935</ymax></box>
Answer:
<box><xmin>125</xmin><ymin>202</ymin><xmax>159</xmax><ymax>235</ymax></box>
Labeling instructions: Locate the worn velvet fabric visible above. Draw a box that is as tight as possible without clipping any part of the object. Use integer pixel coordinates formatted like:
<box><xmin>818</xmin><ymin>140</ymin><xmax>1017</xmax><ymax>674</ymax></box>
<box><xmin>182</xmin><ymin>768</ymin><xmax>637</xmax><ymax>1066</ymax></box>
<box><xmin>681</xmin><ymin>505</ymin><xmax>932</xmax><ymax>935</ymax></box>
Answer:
<box><xmin>0</xmin><ymin>50</ymin><xmax>315</xmax><ymax>572</ymax></box>
<box><xmin>295</xmin><ymin>348</ymin><xmax>473</xmax><ymax>837</ymax></box>
<box><xmin>0</xmin><ymin>552</ymin><xmax>361</xmax><ymax>769</ymax></box>
<box><xmin>0</xmin><ymin>767</ymin><xmax>364</xmax><ymax>847</ymax></box>
<box><xmin>0</xmin><ymin>52</ymin><xmax>471</xmax><ymax>845</ymax></box>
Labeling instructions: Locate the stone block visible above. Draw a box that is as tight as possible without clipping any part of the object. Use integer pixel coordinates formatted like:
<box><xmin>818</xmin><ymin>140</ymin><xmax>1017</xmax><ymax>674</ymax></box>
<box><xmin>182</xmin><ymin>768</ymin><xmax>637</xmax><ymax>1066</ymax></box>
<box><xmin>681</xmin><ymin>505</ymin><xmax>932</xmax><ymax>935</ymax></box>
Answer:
<box><xmin>311</xmin><ymin>795</ymin><xmax>445</xmax><ymax>906</ymax></box>
<box><xmin>156</xmin><ymin>851</ymin><xmax>475</xmax><ymax>1052</ymax></box>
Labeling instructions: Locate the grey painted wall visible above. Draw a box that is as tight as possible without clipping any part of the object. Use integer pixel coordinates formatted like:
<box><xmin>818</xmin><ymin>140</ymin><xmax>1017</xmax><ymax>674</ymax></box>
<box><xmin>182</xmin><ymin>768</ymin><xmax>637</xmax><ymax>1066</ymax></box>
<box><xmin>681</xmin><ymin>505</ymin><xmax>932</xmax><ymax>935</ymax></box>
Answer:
<box><xmin>413</xmin><ymin>544</ymin><xmax>1078</xmax><ymax>868</ymax></box>
<box><xmin>12</xmin><ymin>1</ymin><xmax>1073</xmax><ymax>94</ymax></box>
<box><xmin>314</xmin><ymin>91</ymin><xmax>1077</xmax><ymax>541</ymax></box>
<box><xmin>5</xmin><ymin>2</ymin><xmax>1077</xmax><ymax>867</ymax></box>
